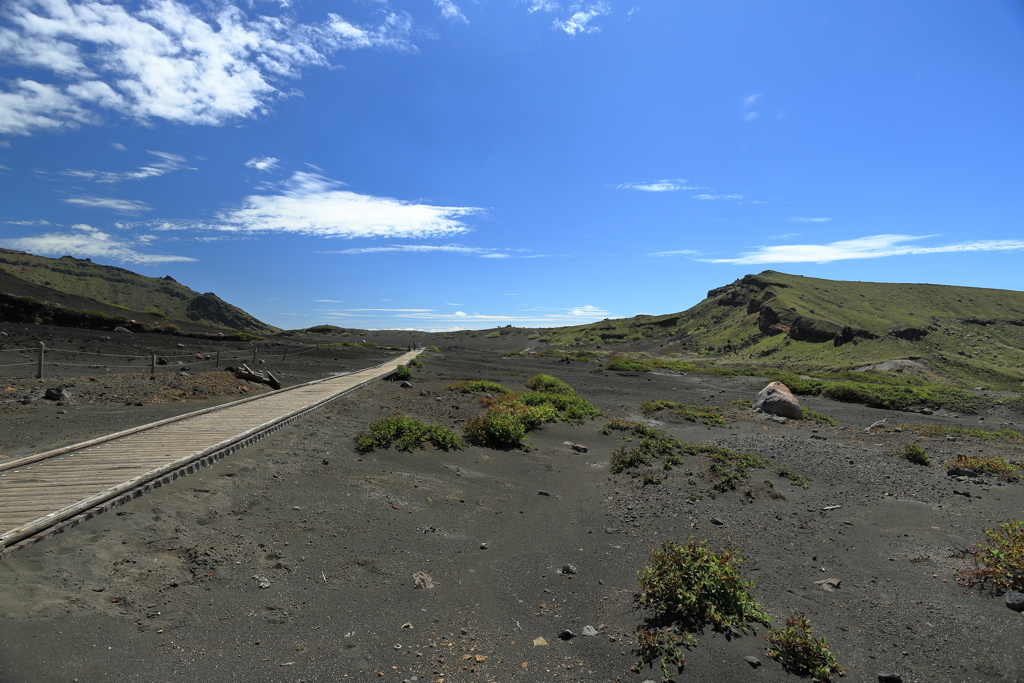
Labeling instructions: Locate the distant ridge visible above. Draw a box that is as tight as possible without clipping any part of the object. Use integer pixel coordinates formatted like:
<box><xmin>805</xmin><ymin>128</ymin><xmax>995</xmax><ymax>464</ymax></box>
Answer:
<box><xmin>0</xmin><ymin>248</ymin><xmax>277</xmax><ymax>334</ymax></box>
<box><xmin>540</xmin><ymin>270</ymin><xmax>1024</xmax><ymax>387</ymax></box>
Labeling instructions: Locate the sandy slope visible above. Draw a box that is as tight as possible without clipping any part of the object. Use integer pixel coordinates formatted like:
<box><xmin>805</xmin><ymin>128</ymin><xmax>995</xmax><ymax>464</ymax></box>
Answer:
<box><xmin>0</xmin><ymin>329</ymin><xmax>1022</xmax><ymax>683</ymax></box>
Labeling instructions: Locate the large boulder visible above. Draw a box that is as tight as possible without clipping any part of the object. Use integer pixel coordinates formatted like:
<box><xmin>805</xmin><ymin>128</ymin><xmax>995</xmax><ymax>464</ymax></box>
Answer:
<box><xmin>753</xmin><ymin>381</ymin><xmax>803</xmax><ymax>420</ymax></box>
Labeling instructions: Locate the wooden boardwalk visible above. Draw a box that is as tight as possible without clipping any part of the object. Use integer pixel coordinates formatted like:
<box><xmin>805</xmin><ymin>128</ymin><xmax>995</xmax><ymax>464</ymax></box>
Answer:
<box><xmin>0</xmin><ymin>351</ymin><xmax>419</xmax><ymax>557</ymax></box>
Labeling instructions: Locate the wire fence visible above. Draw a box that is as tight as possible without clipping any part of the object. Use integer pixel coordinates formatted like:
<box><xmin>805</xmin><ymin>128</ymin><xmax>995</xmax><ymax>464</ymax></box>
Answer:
<box><xmin>0</xmin><ymin>342</ymin><xmax>322</xmax><ymax>379</ymax></box>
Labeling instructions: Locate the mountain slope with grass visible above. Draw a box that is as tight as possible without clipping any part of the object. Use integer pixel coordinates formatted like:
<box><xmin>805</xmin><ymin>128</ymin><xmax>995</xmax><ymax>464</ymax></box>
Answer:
<box><xmin>539</xmin><ymin>271</ymin><xmax>1024</xmax><ymax>388</ymax></box>
<box><xmin>0</xmin><ymin>248</ymin><xmax>277</xmax><ymax>334</ymax></box>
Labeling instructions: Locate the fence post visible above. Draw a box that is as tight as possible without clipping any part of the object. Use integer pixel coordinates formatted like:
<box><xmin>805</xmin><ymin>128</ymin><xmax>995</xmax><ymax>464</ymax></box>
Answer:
<box><xmin>283</xmin><ymin>349</ymin><xmax>287</xmax><ymax>361</ymax></box>
<box><xmin>253</xmin><ymin>346</ymin><xmax>258</xmax><ymax>364</ymax></box>
<box><xmin>151</xmin><ymin>354</ymin><xmax>156</xmax><ymax>376</ymax></box>
<box><xmin>216</xmin><ymin>351</ymin><xmax>220</xmax><ymax>368</ymax></box>
<box><xmin>37</xmin><ymin>342</ymin><xmax>44</xmax><ymax>380</ymax></box>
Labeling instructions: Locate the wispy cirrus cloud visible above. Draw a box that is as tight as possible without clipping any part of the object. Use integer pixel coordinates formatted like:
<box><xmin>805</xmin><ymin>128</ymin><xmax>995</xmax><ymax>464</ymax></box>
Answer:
<box><xmin>614</xmin><ymin>179</ymin><xmax>700</xmax><ymax>192</ymax></box>
<box><xmin>789</xmin><ymin>217</ymin><xmax>832</xmax><ymax>223</ymax></box>
<box><xmin>63</xmin><ymin>196</ymin><xmax>152</xmax><ymax>213</ymax></box>
<box><xmin>318</xmin><ymin>303</ymin><xmax>612</xmax><ymax>326</ymax></box>
<box><xmin>0</xmin><ymin>224</ymin><xmax>195</xmax><ymax>264</ymax></box>
<box><xmin>61</xmin><ymin>151</ymin><xmax>190</xmax><ymax>183</ymax></box>
<box><xmin>553</xmin><ymin>2</ymin><xmax>611</xmax><ymax>35</ymax></box>
<box><xmin>526</xmin><ymin>0</ymin><xmax>561</xmax><ymax>12</ymax></box>
<box><xmin>321</xmin><ymin>244</ymin><xmax>526</xmax><ymax>257</ymax></box>
<box><xmin>693</xmin><ymin>193</ymin><xmax>742</xmax><ymax>200</ymax></box>
<box><xmin>702</xmin><ymin>234</ymin><xmax>1024</xmax><ymax>265</ymax></box>
<box><xmin>0</xmin><ymin>0</ymin><xmax>414</xmax><ymax>136</ymax></box>
<box><xmin>434</xmin><ymin>0</ymin><xmax>467</xmax><ymax>22</ymax></box>
<box><xmin>649</xmin><ymin>249</ymin><xmax>698</xmax><ymax>257</ymax></box>
<box><xmin>245</xmin><ymin>157</ymin><xmax>280</xmax><ymax>172</ymax></box>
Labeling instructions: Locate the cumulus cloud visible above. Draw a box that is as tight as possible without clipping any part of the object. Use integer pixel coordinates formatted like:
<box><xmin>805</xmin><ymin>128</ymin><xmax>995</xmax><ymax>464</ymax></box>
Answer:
<box><xmin>526</xmin><ymin>0</ymin><xmax>561</xmax><ymax>12</ymax></box>
<box><xmin>0</xmin><ymin>0</ymin><xmax>414</xmax><ymax>136</ymax></box>
<box><xmin>245</xmin><ymin>156</ymin><xmax>280</xmax><ymax>172</ymax></box>
<box><xmin>62</xmin><ymin>196</ymin><xmax>152</xmax><ymax>213</ymax></box>
<box><xmin>703</xmin><ymin>234</ymin><xmax>1024</xmax><ymax>265</ymax></box>
<box><xmin>61</xmin><ymin>151</ymin><xmax>190</xmax><ymax>183</ymax></box>
<box><xmin>434</xmin><ymin>0</ymin><xmax>467</xmax><ymax>22</ymax></box>
<box><xmin>553</xmin><ymin>2</ymin><xmax>611</xmax><ymax>35</ymax></box>
<box><xmin>0</xmin><ymin>224</ymin><xmax>195</xmax><ymax>263</ymax></box>
<box><xmin>210</xmin><ymin>172</ymin><xmax>480</xmax><ymax>238</ymax></box>
<box><xmin>615</xmin><ymin>179</ymin><xmax>699</xmax><ymax>192</ymax></box>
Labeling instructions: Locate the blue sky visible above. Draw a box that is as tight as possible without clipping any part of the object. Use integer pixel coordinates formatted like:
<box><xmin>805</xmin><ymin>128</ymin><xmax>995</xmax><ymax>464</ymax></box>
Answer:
<box><xmin>1</xmin><ymin>0</ymin><xmax>1022</xmax><ymax>331</ymax></box>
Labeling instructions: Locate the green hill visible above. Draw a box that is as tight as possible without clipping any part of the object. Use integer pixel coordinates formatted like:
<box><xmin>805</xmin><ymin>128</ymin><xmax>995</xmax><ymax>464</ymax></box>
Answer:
<box><xmin>540</xmin><ymin>271</ymin><xmax>1024</xmax><ymax>388</ymax></box>
<box><xmin>0</xmin><ymin>248</ymin><xmax>277</xmax><ymax>334</ymax></box>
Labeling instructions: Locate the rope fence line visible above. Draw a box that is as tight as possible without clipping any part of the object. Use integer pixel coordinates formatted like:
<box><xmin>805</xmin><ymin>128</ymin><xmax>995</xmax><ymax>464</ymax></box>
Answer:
<box><xmin>0</xmin><ymin>341</ymin><xmax>338</xmax><ymax>379</ymax></box>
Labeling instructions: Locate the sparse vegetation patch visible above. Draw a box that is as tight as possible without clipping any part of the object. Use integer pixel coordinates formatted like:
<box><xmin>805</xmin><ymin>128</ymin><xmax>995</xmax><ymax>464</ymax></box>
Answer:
<box><xmin>354</xmin><ymin>415</ymin><xmax>465</xmax><ymax>453</ymax></box>
<box><xmin>956</xmin><ymin>520</ymin><xmax>1024</xmax><ymax>592</ymax></box>
<box><xmin>946</xmin><ymin>455</ymin><xmax>1018</xmax><ymax>478</ymax></box>
<box><xmin>765</xmin><ymin>613</ymin><xmax>845</xmax><ymax>683</ymax></box>
<box><xmin>886</xmin><ymin>443</ymin><xmax>930</xmax><ymax>465</ymax></box>
<box><xmin>633</xmin><ymin>539</ymin><xmax>769</xmax><ymax>678</ymax></box>
<box><xmin>640</xmin><ymin>399</ymin><xmax>725</xmax><ymax>427</ymax></box>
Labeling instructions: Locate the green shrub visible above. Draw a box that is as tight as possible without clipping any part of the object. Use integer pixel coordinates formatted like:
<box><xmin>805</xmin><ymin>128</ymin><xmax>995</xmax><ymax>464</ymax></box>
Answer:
<box><xmin>427</xmin><ymin>345</ymin><xmax>440</xmax><ymax>351</ymax></box>
<box><xmin>393</xmin><ymin>365</ymin><xmax>412</xmax><ymax>381</ymax></box>
<box><xmin>442</xmin><ymin>380</ymin><xmax>511</xmax><ymax>394</ymax></box>
<box><xmin>464</xmin><ymin>405</ymin><xmax>543</xmax><ymax>449</ymax></box>
<box><xmin>640</xmin><ymin>400</ymin><xmax>725</xmax><ymax>427</ymax></box>
<box><xmin>516</xmin><ymin>391</ymin><xmax>601</xmax><ymax>423</ymax></box>
<box><xmin>633</xmin><ymin>539</ymin><xmax>769</xmax><ymax>677</ymax></box>
<box><xmin>408</xmin><ymin>357</ymin><xmax>424</xmax><ymax>368</ymax></box>
<box><xmin>887</xmin><ymin>443</ymin><xmax>930</xmax><ymax>465</ymax></box>
<box><xmin>526</xmin><ymin>333</ymin><xmax>539</xmax><ymax>339</ymax></box>
<box><xmin>524</xmin><ymin>373</ymin><xmax>575</xmax><ymax>395</ymax></box>
<box><xmin>485</xmin><ymin>331</ymin><xmax>501</xmax><ymax>339</ymax></box>
<box><xmin>162</xmin><ymin>324</ymin><xmax>179</xmax><ymax>333</ymax></box>
<box><xmin>956</xmin><ymin>520</ymin><xmax>1024</xmax><ymax>591</ymax></box>
<box><xmin>946</xmin><ymin>455</ymin><xmax>1018</xmax><ymax>478</ymax></box>
<box><xmin>146</xmin><ymin>310</ymin><xmax>167</xmax><ymax>319</ymax></box>
<box><xmin>803</xmin><ymin>409</ymin><xmax>837</xmax><ymax>426</ymax></box>
<box><xmin>776</xmin><ymin>466</ymin><xmax>811</xmax><ymax>489</ymax></box>
<box><xmin>354</xmin><ymin>415</ymin><xmax>464</xmax><ymax>453</ymax></box>
<box><xmin>765</xmin><ymin>613</ymin><xmax>844</xmax><ymax>683</ymax></box>
<box><xmin>502</xmin><ymin>351</ymin><xmax>525</xmax><ymax>357</ymax></box>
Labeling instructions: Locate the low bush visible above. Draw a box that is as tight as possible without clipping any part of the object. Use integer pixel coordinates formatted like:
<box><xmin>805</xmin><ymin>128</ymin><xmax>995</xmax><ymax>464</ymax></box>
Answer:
<box><xmin>408</xmin><ymin>357</ymin><xmax>424</xmax><ymax>368</ymax></box>
<box><xmin>146</xmin><ymin>310</ymin><xmax>167</xmax><ymax>319</ymax></box>
<box><xmin>887</xmin><ymin>443</ymin><xmax>930</xmax><ymax>465</ymax></box>
<box><xmin>899</xmin><ymin>424</ymin><xmax>1024</xmax><ymax>441</ymax></box>
<box><xmin>524</xmin><ymin>373</ymin><xmax>575</xmax><ymax>395</ymax></box>
<box><xmin>640</xmin><ymin>400</ymin><xmax>725</xmax><ymax>427</ymax></box>
<box><xmin>803</xmin><ymin>409</ymin><xmax>837</xmax><ymax>426</ymax></box>
<box><xmin>354</xmin><ymin>415</ymin><xmax>464</xmax><ymax>453</ymax></box>
<box><xmin>442</xmin><ymin>380</ymin><xmax>511</xmax><ymax>394</ymax></box>
<box><xmin>427</xmin><ymin>345</ymin><xmax>440</xmax><ymax>351</ymax></box>
<box><xmin>765</xmin><ymin>613</ymin><xmax>845</xmax><ymax>683</ymax></box>
<box><xmin>633</xmin><ymin>539</ymin><xmax>769</xmax><ymax>677</ymax></box>
<box><xmin>946</xmin><ymin>455</ymin><xmax>1018</xmax><ymax>478</ymax></box>
<box><xmin>393</xmin><ymin>365</ymin><xmax>412</xmax><ymax>381</ymax></box>
<box><xmin>485</xmin><ymin>331</ymin><xmax>501</xmax><ymax>339</ymax></box>
<box><xmin>956</xmin><ymin>520</ymin><xmax>1024</xmax><ymax>591</ymax></box>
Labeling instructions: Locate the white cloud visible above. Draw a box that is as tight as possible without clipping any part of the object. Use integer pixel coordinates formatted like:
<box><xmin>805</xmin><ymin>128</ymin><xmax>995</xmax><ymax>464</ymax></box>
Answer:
<box><xmin>320</xmin><ymin>304</ymin><xmax>612</xmax><ymax>326</ymax></box>
<box><xmin>789</xmin><ymin>217</ymin><xmax>832</xmax><ymax>223</ymax></box>
<box><xmin>648</xmin><ymin>249</ymin><xmax>698</xmax><ymax>257</ymax></box>
<box><xmin>553</xmin><ymin>2</ymin><xmax>611</xmax><ymax>35</ymax></box>
<box><xmin>434</xmin><ymin>0</ymin><xmax>467</xmax><ymax>22</ymax></box>
<box><xmin>203</xmin><ymin>172</ymin><xmax>479</xmax><ymax>238</ymax></box>
<box><xmin>62</xmin><ymin>150</ymin><xmax>190</xmax><ymax>182</ymax></box>
<box><xmin>743</xmin><ymin>94</ymin><xmax>762</xmax><ymax>107</ymax></box>
<box><xmin>245</xmin><ymin>156</ymin><xmax>279</xmax><ymax>172</ymax></box>
<box><xmin>111</xmin><ymin>142</ymin><xmax>126</xmax><ymax>151</ymax></box>
<box><xmin>703</xmin><ymin>234</ymin><xmax>1024</xmax><ymax>265</ymax></box>
<box><xmin>526</xmin><ymin>0</ymin><xmax>561</xmax><ymax>12</ymax></box>
<box><xmin>615</xmin><ymin>179</ymin><xmax>699</xmax><ymax>192</ymax></box>
<box><xmin>454</xmin><ymin>311</ymin><xmax>467</xmax><ymax>317</ymax></box>
<box><xmin>693</xmin><ymin>193</ymin><xmax>742</xmax><ymax>200</ymax></box>
<box><xmin>321</xmin><ymin>243</ymin><xmax>537</xmax><ymax>258</ymax></box>
<box><xmin>0</xmin><ymin>224</ymin><xmax>196</xmax><ymax>264</ymax></box>
<box><xmin>343</xmin><ymin>308</ymin><xmax>435</xmax><ymax>312</ymax></box>
<box><xmin>63</xmin><ymin>196</ymin><xmax>152</xmax><ymax>213</ymax></box>
<box><xmin>743</xmin><ymin>111</ymin><xmax>758</xmax><ymax>121</ymax></box>
<box><xmin>6</xmin><ymin>219</ymin><xmax>52</xmax><ymax>225</ymax></box>
<box><xmin>0</xmin><ymin>0</ymin><xmax>414</xmax><ymax>136</ymax></box>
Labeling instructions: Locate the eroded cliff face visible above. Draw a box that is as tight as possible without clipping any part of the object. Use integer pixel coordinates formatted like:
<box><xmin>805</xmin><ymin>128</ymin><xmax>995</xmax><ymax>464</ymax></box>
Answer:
<box><xmin>708</xmin><ymin>273</ymin><xmax>878</xmax><ymax>347</ymax></box>
<box><xmin>185</xmin><ymin>293</ymin><xmax>268</xmax><ymax>331</ymax></box>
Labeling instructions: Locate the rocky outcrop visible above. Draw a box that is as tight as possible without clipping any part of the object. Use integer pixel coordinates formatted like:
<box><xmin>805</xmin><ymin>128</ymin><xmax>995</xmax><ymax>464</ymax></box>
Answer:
<box><xmin>185</xmin><ymin>293</ymin><xmax>271</xmax><ymax>332</ymax></box>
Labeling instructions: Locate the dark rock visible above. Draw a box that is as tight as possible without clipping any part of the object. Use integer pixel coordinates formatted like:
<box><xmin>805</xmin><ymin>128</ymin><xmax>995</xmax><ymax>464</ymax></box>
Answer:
<box><xmin>878</xmin><ymin>673</ymin><xmax>903</xmax><ymax>683</ymax></box>
<box><xmin>400</xmin><ymin>381</ymin><xmax>414</xmax><ymax>388</ymax></box>
<box><xmin>538</xmin><ymin>490</ymin><xmax>550</xmax><ymax>496</ymax></box>
<box><xmin>156</xmin><ymin>356</ymin><xmax>169</xmax><ymax>365</ymax></box>
<box><xmin>711</xmin><ymin>517</ymin><xmax>725</xmax><ymax>525</ymax></box>
<box><xmin>561</xmin><ymin>563</ymin><xmax>577</xmax><ymax>575</ymax></box>
<box><xmin>1006</xmin><ymin>593</ymin><xmax>1024</xmax><ymax>613</ymax></box>
<box><xmin>947</xmin><ymin>467</ymin><xmax>977</xmax><ymax>477</ymax></box>
<box><xmin>571</xmin><ymin>443</ymin><xmax>588</xmax><ymax>452</ymax></box>
<box><xmin>743</xmin><ymin>656</ymin><xmax>761</xmax><ymax>668</ymax></box>
<box><xmin>43</xmin><ymin>386</ymin><xmax>72</xmax><ymax>401</ymax></box>
<box><xmin>558</xmin><ymin>629</ymin><xmax>576</xmax><ymax>640</ymax></box>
